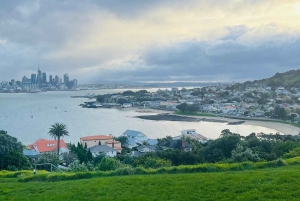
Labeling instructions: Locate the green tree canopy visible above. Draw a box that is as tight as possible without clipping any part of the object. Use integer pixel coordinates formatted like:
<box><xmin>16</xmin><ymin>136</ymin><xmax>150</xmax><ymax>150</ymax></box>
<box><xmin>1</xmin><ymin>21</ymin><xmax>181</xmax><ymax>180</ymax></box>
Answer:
<box><xmin>0</xmin><ymin>130</ymin><xmax>23</xmax><ymax>159</ymax></box>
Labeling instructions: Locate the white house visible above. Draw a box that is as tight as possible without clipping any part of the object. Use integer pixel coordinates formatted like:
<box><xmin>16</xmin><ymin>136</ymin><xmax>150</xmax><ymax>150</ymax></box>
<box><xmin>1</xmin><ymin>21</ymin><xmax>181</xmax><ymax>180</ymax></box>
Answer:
<box><xmin>123</xmin><ymin>130</ymin><xmax>148</xmax><ymax>148</ymax></box>
<box><xmin>88</xmin><ymin>145</ymin><xmax>117</xmax><ymax>157</ymax></box>
<box><xmin>173</xmin><ymin>129</ymin><xmax>208</xmax><ymax>143</ymax></box>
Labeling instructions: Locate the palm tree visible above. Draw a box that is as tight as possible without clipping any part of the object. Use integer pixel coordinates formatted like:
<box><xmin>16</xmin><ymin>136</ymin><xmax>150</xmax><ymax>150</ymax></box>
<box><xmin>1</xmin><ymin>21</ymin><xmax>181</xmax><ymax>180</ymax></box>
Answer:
<box><xmin>48</xmin><ymin>123</ymin><xmax>69</xmax><ymax>157</ymax></box>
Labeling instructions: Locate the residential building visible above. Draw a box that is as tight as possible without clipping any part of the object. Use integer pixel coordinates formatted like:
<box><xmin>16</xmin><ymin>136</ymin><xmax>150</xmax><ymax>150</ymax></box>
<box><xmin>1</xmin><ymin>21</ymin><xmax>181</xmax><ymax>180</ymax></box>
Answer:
<box><xmin>88</xmin><ymin>145</ymin><xmax>117</xmax><ymax>157</ymax></box>
<box><xmin>160</xmin><ymin>140</ymin><xmax>193</xmax><ymax>152</ymax></box>
<box><xmin>80</xmin><ymin>134</ymin><xmax>122</xmax><ymax>153</ymax></box>
<box><xmin>28</xmin><ymin>138</ymin><xmax>69</xmax><ymax>154</ymax></box>
<box><xmin>123</xmin><ymin>130</ymin><xmax>148</xmax><ymax>148</ymax></box>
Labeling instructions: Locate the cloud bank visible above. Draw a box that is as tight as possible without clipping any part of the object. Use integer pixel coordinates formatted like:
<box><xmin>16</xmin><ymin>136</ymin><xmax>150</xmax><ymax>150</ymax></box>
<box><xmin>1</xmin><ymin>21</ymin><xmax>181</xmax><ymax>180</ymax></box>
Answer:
<box><xmin>0</xmin><ymin>0</ymin><xmax>300</xmax><ymax>83</ymax></box>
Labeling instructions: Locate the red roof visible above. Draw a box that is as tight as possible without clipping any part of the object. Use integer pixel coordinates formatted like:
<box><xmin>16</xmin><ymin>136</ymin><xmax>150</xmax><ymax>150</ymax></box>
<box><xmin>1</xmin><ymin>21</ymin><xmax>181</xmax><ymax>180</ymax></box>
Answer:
<box><xmin>34</xmin><ymin>139</ymin><xmax>68</xmax><ymax>153</ymax></box>
<box><xmin>80</xmin><ymin>135</ymin><xmax>113</xmax><ymax>141</ymax></box>
<box><xmin>28</xmin><ymin>144</ymin><xmax>34</xmax><ymax>150</ymax></box>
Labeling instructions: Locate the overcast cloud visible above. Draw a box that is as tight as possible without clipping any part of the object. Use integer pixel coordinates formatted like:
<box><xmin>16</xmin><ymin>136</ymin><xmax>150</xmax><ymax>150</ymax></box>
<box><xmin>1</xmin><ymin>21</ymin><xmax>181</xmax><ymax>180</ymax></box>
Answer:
<box><xmin>0</xmin><ymin>0</ymin><xmax>300</xmax><ymax>83</ymax></box>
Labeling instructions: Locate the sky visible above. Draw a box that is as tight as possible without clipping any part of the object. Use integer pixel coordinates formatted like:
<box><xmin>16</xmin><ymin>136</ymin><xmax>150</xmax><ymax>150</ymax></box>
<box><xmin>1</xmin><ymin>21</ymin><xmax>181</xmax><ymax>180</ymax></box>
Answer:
<box><xmin>0</xmin><ymin>0</ymin><xmax>300</xmax><ymax>84</ymax></box>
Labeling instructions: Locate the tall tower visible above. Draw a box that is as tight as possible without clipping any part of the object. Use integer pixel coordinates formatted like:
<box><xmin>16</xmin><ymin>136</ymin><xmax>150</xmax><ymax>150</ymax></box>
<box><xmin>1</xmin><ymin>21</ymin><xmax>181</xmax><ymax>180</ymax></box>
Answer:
<box><xmin>37</xmin><ymin>68</ymin><xmax>42</xmax><ymax>86</ymax></box>
<box><xmin>31</xmin><ymin>74</ymin><xmax>36</xmax><ymax>84</ymax></box>
<box><xmin>63</xmin><ymin>73</ymin><xmax>69</xmax><ymax>84</ymax></box>
<box><xmin>42</xmin><ymin>72</ymin><xmax>47</xmax><ymax>83</ymax></box>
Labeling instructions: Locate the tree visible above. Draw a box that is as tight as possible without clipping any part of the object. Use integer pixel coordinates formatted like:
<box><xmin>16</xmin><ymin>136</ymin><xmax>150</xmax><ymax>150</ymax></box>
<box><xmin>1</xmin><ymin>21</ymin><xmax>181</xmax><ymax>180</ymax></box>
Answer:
<box><xmin>0</xmin><ymin>130</ymin><xmax>23</xmax><ymax>170</ymax></box>
<box><xmin>96</xmin><ymin>95</ymin><xmax>106</xmax><ymax>103</ymax></box>
<box><xmin>122</xmin><ymin>90</ymin><xmax>135</xmax><ymax>96</ymax></box>
<box><xmin>114</xmin><ymin>136</ymin><xmax>128</xmax><ymax>147</ymax></box>
<box><xmin>117</xmin><ymin>98</ymin><xmax>129</xmax><ymax>105</ymax></box>
<box><xmin>48</xmin><ymin>123</ymin><xmax>69</xmax><ymax>157</ymax></box>
<box><xmin>176</xmin><ymin>103</ymin><xmax>188</xmax><ymax>112</ymax></box>
<box><xmin>3</xmin><ymin>150</ymin><xmax>31</xmax><ymax>171</ymax></box>
<box><xmin>186</xmin><ymin>104</ymin><xmax>200</xmax><ymax>113</ymax></box>
<box><xmin>61</xmin><ymin>152</ymin><xmax>77</xmax><ymax>166</ymax></box>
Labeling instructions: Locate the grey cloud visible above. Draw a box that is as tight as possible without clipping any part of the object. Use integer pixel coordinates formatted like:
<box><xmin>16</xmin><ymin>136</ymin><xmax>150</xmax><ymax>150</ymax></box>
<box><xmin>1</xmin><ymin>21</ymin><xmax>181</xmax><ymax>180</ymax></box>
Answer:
<box><xmin>92</xmin><ymin>28</ymin><xmax>300</xmax><ymax>82</ymax></box>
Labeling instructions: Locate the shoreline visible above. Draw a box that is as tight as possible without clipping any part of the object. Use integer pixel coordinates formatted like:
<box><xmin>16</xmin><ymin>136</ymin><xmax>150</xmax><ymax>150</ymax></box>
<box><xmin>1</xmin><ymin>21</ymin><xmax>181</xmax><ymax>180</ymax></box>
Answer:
<box><xmin>131</xmin><ymin>108</ymin><xmax>300</xmax><ymax>135</ymax></box>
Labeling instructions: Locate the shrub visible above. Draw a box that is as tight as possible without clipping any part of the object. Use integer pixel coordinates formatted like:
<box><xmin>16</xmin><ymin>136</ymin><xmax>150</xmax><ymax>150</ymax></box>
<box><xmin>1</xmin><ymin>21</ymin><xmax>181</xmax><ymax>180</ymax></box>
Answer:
<box><xmin>98</xmin><ymin>157</ymin><xmax>119</xmax><ymax>171</ymax></box>
<box><xmin>68</xmin><ymin>160</ymin><xmax>88</xmax><ymax>172</ymax></box>
<box><xmin>115</xmin><ymin>166</ymin><xmax>135</xmax><ymax>176</ymax></box>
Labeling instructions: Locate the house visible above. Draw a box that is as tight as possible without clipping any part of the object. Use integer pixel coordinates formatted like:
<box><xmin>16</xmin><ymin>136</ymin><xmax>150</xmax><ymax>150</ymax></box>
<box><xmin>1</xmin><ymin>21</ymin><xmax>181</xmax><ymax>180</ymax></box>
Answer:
<box><xmin>160</xmin><ymin>140</ymin><xmax>193</xmax><ymax>152</ymax></box>
<box><xmin>80</xmin><ymin>135</ymin><xmax>122</xmax><ymax>153</ymax></box>
<box><xmin>105</xmin><ymin>140</ymin><xmax>122</xmax><ymax>153</ymax></box>
<box><xmin>173</xmin><ymin>129</ymin><xmax>208</xmax><ymax>143</ymax></box>
<box><xmin>123</xmin><ymin>130</ymin><xmax>148</xmax><ymax>148</ymax></box>
<box><xmin>137</xmin><ymin>145</ymin><xmax>162</xmax><ymax>153</ymax></box>
<box><xmin>23</xmin><ymin>149</ymin><xmax>40</xmax><ymax>161</ymax></box>
<box><xmin>131</xmin><ymin>145</ymin><xmax>163</xmax><ymax>157</ymax></box>
<box><xmin>88</xmin><ymin>145</ymin><xmax>117</xmax><ymax>157</ymax></box>
<box><xmin>80</xmin><ymin>135</ymin><xmax>113</xmax><ymax>148</ymax></box>
<box><xmin>28</xmin><ymin>138</ymin><xmax>69</xmax><ymax>155</ymax></box>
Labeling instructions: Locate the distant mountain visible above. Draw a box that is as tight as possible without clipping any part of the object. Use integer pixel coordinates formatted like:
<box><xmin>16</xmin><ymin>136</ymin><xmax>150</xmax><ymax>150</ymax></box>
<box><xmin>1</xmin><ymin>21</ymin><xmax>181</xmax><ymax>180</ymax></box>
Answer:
<box><xmin>237</xmin><ymin>69</ymin><xmax>300</xmax><ymax>89</ymax></box>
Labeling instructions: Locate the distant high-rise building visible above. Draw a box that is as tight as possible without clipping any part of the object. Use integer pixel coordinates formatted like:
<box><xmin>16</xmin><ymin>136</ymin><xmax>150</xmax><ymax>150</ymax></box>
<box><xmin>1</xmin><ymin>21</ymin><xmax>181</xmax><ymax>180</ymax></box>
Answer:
<box><xmin>73</xmin><ymin>79</ymin><xmax>78</xmax><ymax>88</ymax></box>
<box><xmin>49</xmin><ymin>75</ymin><xmax>53</xmax><ymax>84</ymax></box>
<box><xmin>37</xmin><ymin>68</ymin><xmax>42</xmax><ymax>86</ymax></box>
<box><xmin>10</xmin><ymin>79</ymin><xmax>15</xmax><ymax>86</ymax></box>
<box><xmin>55</xmin><ymin>75</ymin><xmax>59</xmax><ymax>84</ymax></box>
<box><xmin>42</xmin><ymin>72</ymin><xmax>47</xmax><ymax>83</ymax></box>
<box><xmin>22</xmin><ymin>76</ymin><xmax>28</xmax><ymax>83</ymax></box>
<box><xmin>63</xmin><ymin>73</ymin><xmax>69</xmax><ymax>84</ymax></box>
<box><xmin>31</xmin><ymin>74</ymin><xmax>36</xmax><ymax>84</ymax></box>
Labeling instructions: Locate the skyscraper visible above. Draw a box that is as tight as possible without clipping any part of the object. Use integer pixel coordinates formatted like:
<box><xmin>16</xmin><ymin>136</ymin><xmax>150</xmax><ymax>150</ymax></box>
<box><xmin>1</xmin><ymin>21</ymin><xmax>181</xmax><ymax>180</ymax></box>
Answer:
<box><xmin>55</xmin><ymin>75</ymin><xmax>59</xmax><ymax>84</ymax></box>
<box><xmin>42</xmin><ymin>72</ymin><xmax>47</xmax><ymax>83</ymax></box>
<box><xmin>22</xmin><ymin>76</ymin><xmax>28</xmax><ymax>83</ymax></box>
<box><xmin>49</xmin><ymin>75</ymin><xmax>53</xmax><ymax>84</ymax></box>
<box><xmin>63</xmin><ymin>73</ymin><xmax>69</xmax><ymax>84</ymax></box>
<box><xmin>31</xmin><ymin>74</ymin><xmax>36</xmax><ymax>84</ymax></box>
<box><xmin>37</xmin><ymin>68</ymin><xmax>42</xmax><ymax>86</ymax></box>
<box><xmin>73</xmin><ymin>79</ymin><xmax>78</xmax><ymax>88</ymax></box>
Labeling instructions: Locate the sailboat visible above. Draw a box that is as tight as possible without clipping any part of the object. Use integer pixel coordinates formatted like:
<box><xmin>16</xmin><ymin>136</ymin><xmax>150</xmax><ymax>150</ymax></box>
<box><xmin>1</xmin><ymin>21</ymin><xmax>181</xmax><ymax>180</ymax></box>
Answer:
<box><xmin>31</xmin><ymin>109</ymin><xmax>33</xmax><ymax>118</ymax></box>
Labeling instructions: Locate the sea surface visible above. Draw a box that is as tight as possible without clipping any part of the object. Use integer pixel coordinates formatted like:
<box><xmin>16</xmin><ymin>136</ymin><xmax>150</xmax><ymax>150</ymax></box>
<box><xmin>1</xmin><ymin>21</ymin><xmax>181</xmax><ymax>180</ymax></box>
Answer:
<box><xmin>0</xmin><ymin>89</ymin><xmax>280</xmax><ymax>145</ymax></box>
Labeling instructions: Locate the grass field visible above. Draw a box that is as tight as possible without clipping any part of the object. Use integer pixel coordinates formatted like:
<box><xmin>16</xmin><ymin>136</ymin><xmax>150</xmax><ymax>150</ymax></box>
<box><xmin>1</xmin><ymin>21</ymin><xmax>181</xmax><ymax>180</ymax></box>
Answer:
<box><xmin>175</xmin><ymin>111</ymin><xmax>217</xmax><ymax>117</ymax></box>
<box><xmin>1</xmin><ymin>165</ymin><xmax>300</xmax><ymax>201</ymax></box>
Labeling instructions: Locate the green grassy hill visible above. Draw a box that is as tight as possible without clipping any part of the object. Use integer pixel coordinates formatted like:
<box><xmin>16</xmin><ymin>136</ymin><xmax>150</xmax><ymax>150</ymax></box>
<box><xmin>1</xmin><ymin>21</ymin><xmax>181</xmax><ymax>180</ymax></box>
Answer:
<box><xmin>235</xmin><ymin>69</ymin><xmax>300</xmax><ymax>89</ymax></box>
<box><xmin>1</xmin><ymin>164</ymin><xmax>300</xmax><ymax>201</ymax></box>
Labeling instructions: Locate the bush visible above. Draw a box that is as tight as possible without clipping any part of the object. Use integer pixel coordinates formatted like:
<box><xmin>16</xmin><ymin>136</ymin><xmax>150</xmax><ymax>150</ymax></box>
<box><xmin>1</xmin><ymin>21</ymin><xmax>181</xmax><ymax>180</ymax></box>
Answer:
<box><xmin>115</xmin><ymin>166</ymin><xmax>135</xmax><ymax>175</ymax></box>
<box><xmin>68</xmin><ymin>160</ymin><xmax>89</xmax><ymax>172</ymax></box>
<box><xmin>98</xmin><ymin>157</ymin><xmax>119</xmax><ymax>171</ymax></box>
<box><xmin>283</xmin><ymin>147</ymin><xmax>300</xmax><ymax>159</ymax></box>
<box><xmin>143</xmin><ymin>157</ymin><xmax>172</xmax><ymax>169</ymax></box>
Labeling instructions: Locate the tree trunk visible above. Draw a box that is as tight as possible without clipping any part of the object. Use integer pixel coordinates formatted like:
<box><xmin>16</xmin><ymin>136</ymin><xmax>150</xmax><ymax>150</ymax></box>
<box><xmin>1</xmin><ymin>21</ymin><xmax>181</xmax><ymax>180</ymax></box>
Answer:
<box><xmin>57</xmin><ymin>136</ymin><xmax>60</xmax><ymax>158</ymax></box>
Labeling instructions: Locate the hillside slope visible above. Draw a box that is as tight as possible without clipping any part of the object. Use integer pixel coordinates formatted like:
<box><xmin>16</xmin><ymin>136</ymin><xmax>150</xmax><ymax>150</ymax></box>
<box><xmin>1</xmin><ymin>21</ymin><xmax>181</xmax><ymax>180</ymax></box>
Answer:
<box><xmin>237</xmin><ymin>69</ymin><xmax>300</xmax><ymax>89</ymax></box>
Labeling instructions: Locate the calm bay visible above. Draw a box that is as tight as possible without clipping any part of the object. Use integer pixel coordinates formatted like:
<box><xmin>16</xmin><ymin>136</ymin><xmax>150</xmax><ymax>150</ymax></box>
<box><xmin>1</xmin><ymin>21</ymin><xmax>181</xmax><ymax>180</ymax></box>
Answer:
<box><xmin>0</xmin><ymin>89</ymin><xmax>280</xmax><ymax>145</ymax></box>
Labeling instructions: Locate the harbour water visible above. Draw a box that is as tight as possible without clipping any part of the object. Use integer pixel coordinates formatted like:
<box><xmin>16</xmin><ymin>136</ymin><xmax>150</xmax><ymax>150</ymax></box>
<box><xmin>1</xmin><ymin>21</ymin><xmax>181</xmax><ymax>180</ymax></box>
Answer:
<box><xmin>0</xmin><ymin>89</ymin><xmax>280</xmax><ymax>145</ymax></box>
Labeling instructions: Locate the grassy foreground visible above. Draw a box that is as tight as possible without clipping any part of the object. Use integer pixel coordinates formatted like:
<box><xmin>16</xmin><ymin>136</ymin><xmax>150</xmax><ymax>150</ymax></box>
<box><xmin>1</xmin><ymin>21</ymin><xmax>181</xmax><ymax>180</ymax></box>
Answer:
<box><xmin>1</xmin><ymin>165</ymin><xmax>300</xmax><ymax>200</ymax></box>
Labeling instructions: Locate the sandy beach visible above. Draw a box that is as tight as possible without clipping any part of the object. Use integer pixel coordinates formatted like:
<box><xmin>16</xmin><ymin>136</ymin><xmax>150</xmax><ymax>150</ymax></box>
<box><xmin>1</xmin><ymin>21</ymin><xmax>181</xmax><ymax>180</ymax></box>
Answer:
<box><xmin>132</xmin><ymin>108</ymin><xmax>300</xmax><ymax>135</ymax></box>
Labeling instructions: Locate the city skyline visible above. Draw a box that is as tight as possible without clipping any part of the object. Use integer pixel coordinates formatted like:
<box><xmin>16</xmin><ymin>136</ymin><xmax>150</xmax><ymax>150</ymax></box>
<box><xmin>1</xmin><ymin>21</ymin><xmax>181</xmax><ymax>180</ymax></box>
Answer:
<box><xmin>0</xmin><ymin>67</ymin><xmax>77</xmax><ymax>92</ymax></box>
<box><xmin>0</xmin><ymin>1</ymin><xmax>300</xmax><ymax>83</ymax></box>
